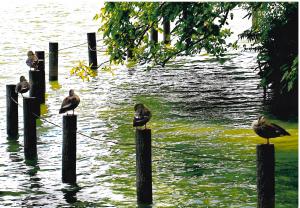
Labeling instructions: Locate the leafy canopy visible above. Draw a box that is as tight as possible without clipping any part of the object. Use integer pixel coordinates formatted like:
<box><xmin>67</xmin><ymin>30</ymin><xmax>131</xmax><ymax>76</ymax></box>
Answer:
<box><xmin>74</xmin><ymin>2</ymin><xmax>297</xmax><ymax>99</ymax></box>
<box><xmin>240</xmin><ymin>2</ymin><xmax>298</xmax><ymax>95</ymax></box>
<box><xmin>95</xmin><ymin>2</ymin><xmax>237</xmax><ymax>67</ymax></box>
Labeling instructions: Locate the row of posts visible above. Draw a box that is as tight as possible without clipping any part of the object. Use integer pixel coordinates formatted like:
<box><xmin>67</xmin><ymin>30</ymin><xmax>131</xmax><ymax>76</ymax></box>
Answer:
<box><xmin>6</xmin><ymin>33</ymin><xmax>98</xmax><ymax>179</ymax></box>
<box><xmin>7</xmin><ymin>88</ymin><xmax>151</xmax><ymax>202</ymax></box>
<box><xmin>5</xmin><ymin>89</ymin><xmax>276</xmax><ymax>207</ymax></box>
<box><xmin>6</xmin><ymin>87</ymin><xmax>77</xmax><ymax>183</ymax></box>
<box><xmin>6</xmin><ymin>31</ymin><xmax>275</xmax><ymax>207</ymax></box>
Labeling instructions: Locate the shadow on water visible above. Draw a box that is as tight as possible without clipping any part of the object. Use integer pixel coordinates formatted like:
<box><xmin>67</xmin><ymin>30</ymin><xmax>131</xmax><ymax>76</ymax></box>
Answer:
<box><xmin>61</xmin><ymin>184</ymin><xmax>81</xmax><ymax>204</ymax></box>
<box><xmin>137</xmin><ymin>203</ymin><xmax>153</xmax><ymax>208</ymax></box>
<box><xmin>40</xmin><ymin>103</ymin><xmax>49</xmax><ymax>116</ymax></box>
<box><xmin>24</xmin><ymin>158</ymin><xmax>39</xmax><ymax>176</ymax></box>
<box><xmin>6</xmin><ymin>138</ymin><xmax>22</xmax><ymax>162</ymax></box>
<box><xmin>49</xmin><ymin>81</ymin><xmax>62</xmax><ymax>90</ymax></box>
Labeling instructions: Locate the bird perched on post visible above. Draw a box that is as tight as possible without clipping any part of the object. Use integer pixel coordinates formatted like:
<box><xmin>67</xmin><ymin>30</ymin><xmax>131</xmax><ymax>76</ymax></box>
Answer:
<box><xmin>15</xmin><ymin>76</ymin><xmax>30</xmax><ymax>97</ymax></box>
<box><xmin>133</xmin><ymin>103</ymin><xmax>152</xmax><ymax>129</ymax></box>
<box><xmin>26</xmin><ymin>51</ymin><xmax>39</xmax><ymax>70</ymax></box>
<box><xmin>252</xmin><ymin>115</ymin><xmax>290</xmax><ymax>144</ymax></box>
<box><xmin>59</xmin><ymin>89</ymin><xmax>80</xmax><ymax>115</ymax></box>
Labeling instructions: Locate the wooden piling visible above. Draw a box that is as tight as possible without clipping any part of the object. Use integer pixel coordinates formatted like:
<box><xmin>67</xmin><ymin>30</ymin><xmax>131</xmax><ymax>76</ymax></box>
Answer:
<box><xmin>87</xmin><ymin>32</ymin><xmax>98</xmax><ymax>70</ymax></box>
<box><xmin>150</xmin><ymin>27</ymin><xmax>158</xmax><ymax>43</ymax></box>
<box><xmin>6</xmin><ymin>84</ymin><xmax>18</xmax><ymax>139</ymax></box>
<box><xmin>62</xmin><ymin>114</ymin><xmax>77</xmax><ymax>184</ymax></box>
<box><xmin>127</xmin><ymin>46</ymin><xmax>133</xmax><ymax>60</ymax></box>
<box><xmin>23</xmin><ymin>97</ymin><xmax>38</xmax><ymax>160</ymax></box>
<box><xmin>163</xmin><ymin>18</ymin><xmax>171</xmax><ymax>45</ymax></box>
<box><xmin>135</xmin><ymin>128</ymin><xmax>152</xmax><ymax>205</ymax></box>
<box><xmin>257</xmin><ymin>144</ymin><xmax>275</xmax><ymax>208</ymax></box>
<box><xmin>35</xmin><ymin>51</ymin><xmax>45</xmax><ymax>60</ymax></box>
<box><xmin>182</xmin><ymin>7</ymin><xmax>191</xmax><ymax>48</ymax></box>
<box><xmin>29</xmin><ymin>70</ymin><xmax>43</xmax><ymax>110</ymax></box>
<box><xmin>35</xmin><ymin>51</ymin><xmax>46</xmax><ymax>103</ymax></box>
<box><xmin>49</xmin><ymin>42</ymin><xmax>58</xmax><ymax>81</ymax></box>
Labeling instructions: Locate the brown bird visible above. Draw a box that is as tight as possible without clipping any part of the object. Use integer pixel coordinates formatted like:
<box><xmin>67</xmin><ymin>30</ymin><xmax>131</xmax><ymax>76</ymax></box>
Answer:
<box><xmin>26</xmin><ymin>51</ymin><xmax>39</xmax><ymax>70</ymax></box>
<box><xmin>59</xmin><ymin>89</ymin><xmax>80</xmax><ymax>115</ymax></box>
<box><xmin>133</xmin><ymin>103</ymin><xmax>152</xmax><ymax>129</ymax></box>
<box><xmin>15</xmin><ymin>76</ymin><xmax>30</xmax><ymax>97</ymax></box>
<box><xmin>252</xmin><ymin>116</ymin><xmax>291</xmax><ymax>144</ymax></box>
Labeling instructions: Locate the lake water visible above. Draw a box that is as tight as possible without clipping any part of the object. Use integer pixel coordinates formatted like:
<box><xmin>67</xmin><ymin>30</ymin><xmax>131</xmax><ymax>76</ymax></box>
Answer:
<box><xmin>0</xmin><ymin>1</ymin><xmax>298</xmax><ymax>207</ymax></box>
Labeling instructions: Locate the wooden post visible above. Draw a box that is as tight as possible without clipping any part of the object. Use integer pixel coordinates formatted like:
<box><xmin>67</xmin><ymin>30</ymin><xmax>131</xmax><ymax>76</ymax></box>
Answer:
<box><xmin>35</xmin><ymin>51</ymin><xmax>46</xmax><ymax>103</ymax></box>
<box><xmin>182</xmin><ymin>7</ymin><xmax>191</xmax><ymax>48</ymax></box>
<box><xmin>62</xmin><ymin>114</ymin><xmax>77</xmax><ymax>184</ymax></box>
<box><xmin>35</xmin><ymin>51</ymin><xmax>45</xmax><ymax>60</ymax></box>
<box><xmin>135</xmin><ymin>129</ymin><xmax>152</xmax><ymax>205</ymax></box>
<box><xmin>150</xmin><ymin>27</ymin><xmax>158</xmax><ymax>43</ymax></box>
<box><xmin>23</xmin><ymin>97</ymin><xmax>38</xmax><ymax>160</ymax></box>
<box><xmin>257</xmin><ymin>144</ymin><xmax>275</xmax><ymax>208</ymax></box>
<box><xmin>163</xmin><ymin>18</ymin><xmax>171</xmax><ymax>45</ymax></box>
<box><xmin>29</xmin><ymin>70</ymin><xmax>43</xmax><ymax>110</ymax></box>
<box><xmin>127</xmin><ymin>46</ymin><xmax>133</xmax><ymax>60</ymax></box>
<box><xmin>6</xmin><ymin>85</ymin><xmax>18</xmax><ymax>139</ymax></box>
<box><xmin>49</xmin><ymin>42</ymin><xmax>58</xmax><ymax>81</ymax></box>
<box><xmin>87</xmin><ymin>32</ymin><xmax>98</xmax><ymax>70</ymax></box>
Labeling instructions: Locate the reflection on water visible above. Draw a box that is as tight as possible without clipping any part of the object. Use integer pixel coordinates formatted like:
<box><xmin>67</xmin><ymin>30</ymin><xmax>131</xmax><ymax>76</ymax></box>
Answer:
<box><xmin>49</xmin><ymin>81</ymin><xmax>62</xmax><ymax>91</ymax></box>
<box><xmin>0</xmin><ymin>1</ymin><xmax>298</xmax><ymax>208</ymax></box>
<box><xmin>62</xmin><ymin>184</ymin><xmax>81</xmax><ymax>204</ymax></box>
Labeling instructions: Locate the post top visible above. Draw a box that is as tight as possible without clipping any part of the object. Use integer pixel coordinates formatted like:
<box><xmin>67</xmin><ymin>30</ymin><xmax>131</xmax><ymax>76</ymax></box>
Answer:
<box><xmin>256</xmin><ymin>143</ymin><xmax>275</xmax><ymax>150</ymax></box>
<box><xmin>29</xmin><ymin>69</ymin><xmax>41</xmax><ymax>73</ymax></box>
<box><xmin>136</xmin><ymin>128</ymin><xmax>151</xmax><ymax>132</ymax></box>
<box><xmin>23</xmin><ymin>96</ymin><xmax>37</xmax><ymax>100</ymax></box>
<box><xmin>6</xmin><ymin>84</ymin><xmax>17</xmax><ymax>87</ymax></box>
<box><xmin>63</xmin><ymin>114</ymin><xmax>78</xmax><ymax>117</ymax></box>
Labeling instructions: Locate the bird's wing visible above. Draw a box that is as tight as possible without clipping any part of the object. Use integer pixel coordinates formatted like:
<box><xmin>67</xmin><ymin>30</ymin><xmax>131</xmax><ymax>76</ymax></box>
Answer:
<box><xmin>71</xmin><ymin>95</ymin><xmax>80</xmax><ymax>107</ymax></box>
<box><xmin>15</xmin><ymin>83</ymin><xmax>21</xmax><ymax>93</ymax></box>
<box><xmin>26</xmin><ymin>58</ymin><xmax>31</xmax><ymax>66</ymax></box>
<box><xmin>144</xmin><ymin>108</ymin><xmax>152</xmax><ymax>119</ymax></box>
<box><xmin>60</xmin><ymin>97</ymin><xmax>72</xmax><ymax>109</ymax></box>
<box><xmin>270</xmin><ymin>123</ymin><xmax>291</xmax><ymax>136</ymax></box>
<box><xmin>23</xmin><ymin>81</ymin><xmax>30</xmax><ymax>90</ymax></box>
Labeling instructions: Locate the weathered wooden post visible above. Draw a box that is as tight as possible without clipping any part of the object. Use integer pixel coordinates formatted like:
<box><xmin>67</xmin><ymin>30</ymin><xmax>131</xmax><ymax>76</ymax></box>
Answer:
<box><xmin>257</xmin><ymin>144</ymin><xmax>275</xmax><ymax>208</ymax></box>
<box><xmin>182</xmin><ymin>7</ymin><xmax>191</xmax><ymax>48</ymax></box>
<box><xmin>35</xmin><ymin>51</ymin><xmax>45</xmax><ymax>60</ymax></box>
<box><xmin>29</xmin><ymin>70</ymin><xmax>43</xmax><ymax>110</ymax></box>
<box><xmin>135</xmin><ymin>128</ymin><xmax>152</xmax><ymax>205</ymax></box>
<box><xmin>6</xmin><ymin>85</ymin><xmax>18</xmax><ymax>139</ymax></box>
<box><xmin>35</xmin><ymin>51</ymin><xmax>46</xmax><ymax>103</ymax></box>
<box><xmin>87</xmin><ymin>32</ymin><xmax>98</xmax><ymax>70</ymax></box>
<box><xmin>150</xmin><ymin>27</ymin><xmax>158</xmax><ymax>43</ymax></box>
<box><xmin>163</xmin><ymin>18</ymin><xmax>171</xmax><ymax>45</ymax></box>
<box><xmin>23</xmin><ymin>97</ymin><xmax>38</xmax><ymax>160</ymax></box>
<box><xmin>49</xmin><ymin>42</ymin><xmax>58</xmax><ymax>81</ymax></box>
<box><xmin>127</xmin><ymin>45</ymin><xmax>133</xmax><ymax>60</ymax></box>
<box><xmin>62</xmin><ymin>114</ymin><xmax>77</xmax><ymax>184</ymax></box>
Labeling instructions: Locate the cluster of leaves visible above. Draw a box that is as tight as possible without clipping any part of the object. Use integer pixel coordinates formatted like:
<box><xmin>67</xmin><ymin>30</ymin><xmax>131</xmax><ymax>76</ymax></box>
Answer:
<box><xmin>70</xmin><ymin>61</ymin><xmax>97</xmax><ymax>81</ymax></box>
<box><xmin>95</xmin><ymin>2</ymin><xmax>238</xmax><ymax>67</ymax></box>
<box><xmin>240</xmin><ymin>2</ymin><xmax>298</xmax><ymax>95</ymax></box>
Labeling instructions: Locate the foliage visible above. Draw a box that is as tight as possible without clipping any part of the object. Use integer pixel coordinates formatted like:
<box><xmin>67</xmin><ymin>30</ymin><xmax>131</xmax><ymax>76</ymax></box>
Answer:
<box><xmin>239</xmin><ymin>2</ymin><xmax>298</xmax><ymax>95</ymax></box>
<box><xmin>95</xmin><ymin>2</ymin><xmax>238</xmax><ymax>67</ymax></box>
<box><xmin>70</xmin><ymin>60</ymin><xmax>97</xmax><ymax>81</ymax></box>
<box><xmin>93</xmin><ymin>2</ymin><xmax>298</xmax><ymax>100</ymax></box>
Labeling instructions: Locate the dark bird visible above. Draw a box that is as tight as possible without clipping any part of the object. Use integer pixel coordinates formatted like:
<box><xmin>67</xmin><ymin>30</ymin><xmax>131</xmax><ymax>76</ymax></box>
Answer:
<box><xmin>59</xmin><ymin>89</ymin><xmax>80</xmax><ymax>115</ymax></box>
<box><xmin>26</xmin><ymin>51</ymin><xmax>39</xmax><ymax>70</ymax></box>
<box><xmin>252</xmin><ymin>116</ymin><xmax>291</xmax><ymax>144</ymax></box>
<box><xmin>133</xmin><ymin>103</ymin><xmax>152</xmax><ymax>129</ymax></box>
<box><xmin>15</xmin><ymin>76</ymin><xmax>30</xmax><ymax>97</ymax></box>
